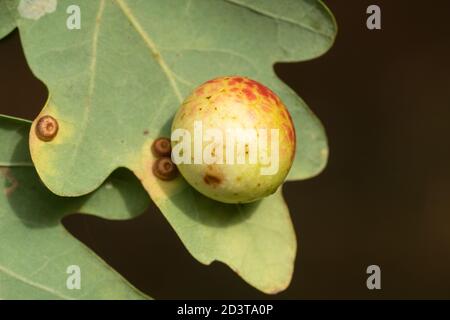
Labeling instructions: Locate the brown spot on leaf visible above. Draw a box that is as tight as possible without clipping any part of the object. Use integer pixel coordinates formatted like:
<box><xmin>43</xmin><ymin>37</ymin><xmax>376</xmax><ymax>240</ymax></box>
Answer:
<box><xmin>153</xmin><ymin>52</ymin><xmax>161</xmax><ymax>61</ymax></box>
<box><xmin>0</xmin><ymin>168</ymin><xmax>19</xmax><ymax>196</ymax></box>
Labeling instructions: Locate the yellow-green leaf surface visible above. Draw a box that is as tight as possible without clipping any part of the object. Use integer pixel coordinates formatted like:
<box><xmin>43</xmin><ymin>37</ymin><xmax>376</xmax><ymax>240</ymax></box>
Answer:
<box><xmin>0</xmin><ymin>115</ymin><xmax>151</xmax><ymax>299</ymax></box>
<box><xmin>0</xmin><ymin>1</ymin><xmax>15</xmax><ymax>38</ymax></box>
<box><xmin>0</xmin><ymin>114</ymin><xmax>151</xmax><ymax>220</ymax></box>
<box><xmin>5</xmin><ymin>0</ymin><xmax>336</xmax><ymax>293</ymax></box>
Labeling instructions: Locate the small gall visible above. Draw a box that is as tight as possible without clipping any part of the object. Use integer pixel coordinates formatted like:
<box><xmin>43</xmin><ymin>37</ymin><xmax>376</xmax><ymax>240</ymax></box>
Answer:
<box><xmin>35</xmin><ymin>115</ymin><xmax>59</xmax><ymax>142</ymax></box>
<box><xmin>151</xmin><ymin>137</ymin><xmax>172</xmax><ymax>157</ymax></box>
<box><xmin>152</xmin><ymin>157</ymin><xmax>178</xmax><ymax>181</ymax></box>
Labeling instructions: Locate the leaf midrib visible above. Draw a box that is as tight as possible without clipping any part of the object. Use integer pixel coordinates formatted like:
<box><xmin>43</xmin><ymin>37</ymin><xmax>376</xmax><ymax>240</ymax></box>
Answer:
<box><xmin>115</xmin><ymin>0</ymin><xmax>183</xmax><ymax>102</ymax></box>
<box><xmin>61</xmin><ymin>0</ymin><xmax>184</xmax><ymax>193</ymax></box>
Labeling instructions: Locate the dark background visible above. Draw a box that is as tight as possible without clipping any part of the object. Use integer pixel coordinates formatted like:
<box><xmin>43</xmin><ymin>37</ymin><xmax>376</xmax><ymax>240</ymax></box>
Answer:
<box><xmin>1</xmin><ymin>0</ymin><xmax>450</xmax><ymax>299</ymax></box>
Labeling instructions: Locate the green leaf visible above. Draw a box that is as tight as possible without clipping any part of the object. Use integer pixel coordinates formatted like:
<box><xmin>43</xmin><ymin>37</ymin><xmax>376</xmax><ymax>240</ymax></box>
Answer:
<box><xmin>11</xmin><ymin>0</ymin><xmax>336</xmax><ymax>193</ymax></box>
<box><xmin>6</xmin><ymin>0</ymin><xmax>336</xmax><ymax>293</ymax></box>
<box><xmin>0</xmin><ymin>166</ymin><xmax>151</xmax><ymax>299</ymax></box>
<box><xmin>159</xmin><ymin>184</ymin><xmax>297</xmax><ymax>293</ymax></box>
<box><xmin>0</xmin><ymin>0</ymin><xmax>15</xmax><ymax>39</ymax></box>
<box><xmin>0</xmin><ymin>115</ymin><xmax>151</xmax><ymax>299</ymax></box>
<box><xmin>0</xmin><ymin>113</ymin><xmax>151</xmax><ymax>221</ymax></box>
<box><xmin>0</xmin><ymin>115</ymin><xmax>32</xmax><ymax>166</ymax></box>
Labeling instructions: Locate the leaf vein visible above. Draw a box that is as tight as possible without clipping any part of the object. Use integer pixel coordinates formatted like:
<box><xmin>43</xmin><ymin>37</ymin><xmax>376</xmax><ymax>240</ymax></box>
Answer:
<box><xmin>0</xmin><ymin>264</ymin><xmax>73</xmax><ymax>300</ymax></box>
<box><xmin>115</xmin><ymin>0</ymin><xmax>183</xmax><ymax>103</ymax></box>
<box><xmin>222</xmin><ymin>0</ymin><xmax>333</xmax><ymax>39</ymax></box>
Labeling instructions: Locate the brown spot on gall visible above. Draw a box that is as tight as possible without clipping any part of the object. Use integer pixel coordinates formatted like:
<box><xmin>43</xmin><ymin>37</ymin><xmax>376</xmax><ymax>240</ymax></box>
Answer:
<box><xmin>152</xmin><ymin>157</ymin><xmax>178</xmax><ymax>181</ymax></box>
<box><xmin>151</xmin><ymin>137</ymin><xmax>172</xmax><ymax>157</ymax></box>
<box><xmin>204</xmin><ymin>174</ymin><xmax>222</xmax><ymax>186</ymax></box>
<box><xmin>35</xmin><ymin>115</ymin><xmax>58</xmax><ymax>142</ymax></box>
